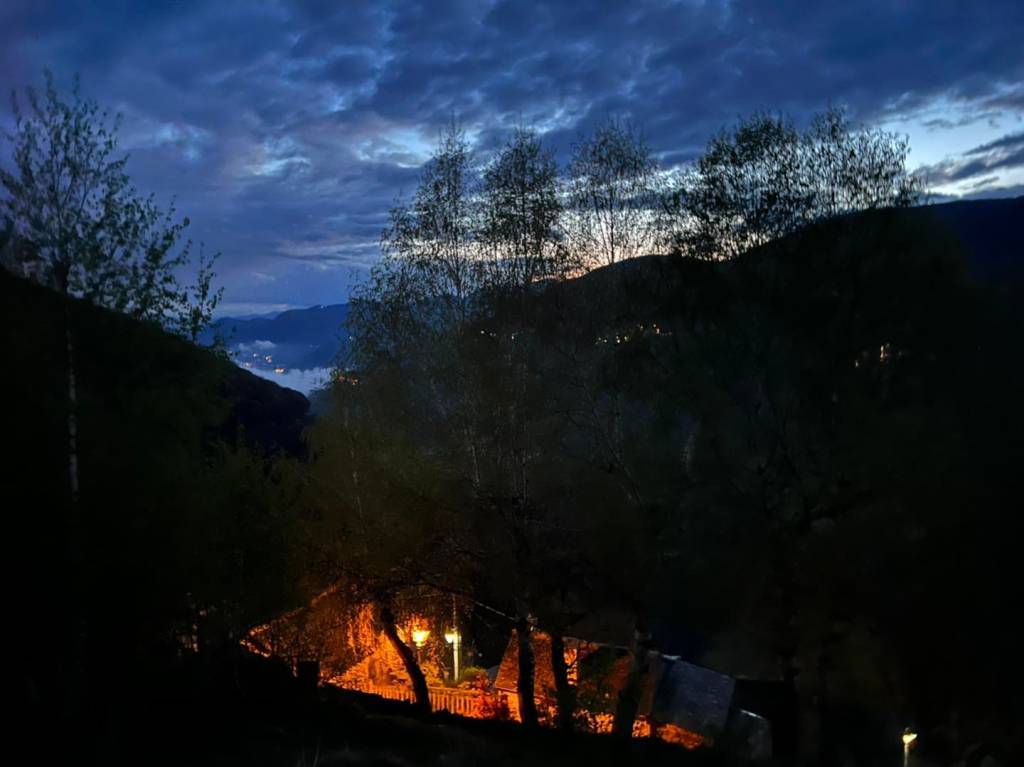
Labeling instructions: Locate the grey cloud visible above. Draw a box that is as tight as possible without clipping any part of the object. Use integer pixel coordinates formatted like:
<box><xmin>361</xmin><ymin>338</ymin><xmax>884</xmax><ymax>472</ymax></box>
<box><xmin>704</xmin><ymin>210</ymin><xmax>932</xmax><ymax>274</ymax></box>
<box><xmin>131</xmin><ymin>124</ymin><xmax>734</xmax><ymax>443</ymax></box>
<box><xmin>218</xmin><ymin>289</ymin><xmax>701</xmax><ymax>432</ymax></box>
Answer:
<box><xmin>2</xmin><ymin>0</ymin><xmax>1022</xmax><ymax>310</ymax></box>
<box><xmin>965</xmin><ymin>131</ymin><xmax>1024</xmax><ymax>156</ymax></box>
<box><xmin>919</xmin><ymin>131</ymin><xmax>1024</xmax><ymax>186</ymax></box>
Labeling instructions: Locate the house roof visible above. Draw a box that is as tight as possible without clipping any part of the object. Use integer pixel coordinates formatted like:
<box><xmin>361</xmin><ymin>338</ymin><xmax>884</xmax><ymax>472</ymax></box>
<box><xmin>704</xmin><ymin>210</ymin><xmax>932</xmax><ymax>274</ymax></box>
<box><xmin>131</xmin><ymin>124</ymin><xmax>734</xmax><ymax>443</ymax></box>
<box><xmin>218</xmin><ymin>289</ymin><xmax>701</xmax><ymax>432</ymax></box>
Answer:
<box><xmin>649</xmin><ymin>656</ymin><xmax>735</xmax><ymax>736</ymax></box>
<box><xmin>494</xmin><ymin>629</ymin><xmax>737</xmax><ymax>738</ymax></box>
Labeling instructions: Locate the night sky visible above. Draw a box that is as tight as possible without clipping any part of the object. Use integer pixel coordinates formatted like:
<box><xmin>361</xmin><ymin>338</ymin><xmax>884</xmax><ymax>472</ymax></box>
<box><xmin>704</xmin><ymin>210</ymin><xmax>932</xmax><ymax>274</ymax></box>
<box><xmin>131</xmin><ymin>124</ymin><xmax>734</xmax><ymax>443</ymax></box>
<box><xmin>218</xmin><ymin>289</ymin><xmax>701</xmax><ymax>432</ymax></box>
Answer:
<box><xmin>3</xmin><ymin>1</ymin><xmax>1022</xmax><ymax>315</ymax></box>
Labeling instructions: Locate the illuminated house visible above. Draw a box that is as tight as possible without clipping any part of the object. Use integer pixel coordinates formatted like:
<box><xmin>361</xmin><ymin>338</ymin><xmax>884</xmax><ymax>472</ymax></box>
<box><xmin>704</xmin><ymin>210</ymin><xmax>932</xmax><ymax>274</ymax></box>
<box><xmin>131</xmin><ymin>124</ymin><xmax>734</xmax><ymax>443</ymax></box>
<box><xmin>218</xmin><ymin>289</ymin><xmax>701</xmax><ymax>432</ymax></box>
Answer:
<box><xmin>242</xmin><ymin>590</ymin><xmax>497</xmax><ymax>716</ymax></box>
<box><xmin>242</xmin><ymin>593</ymin><xmax>770</xmax><ymax>758</ymax></box>
<box><xmin>493</xmin><ymin>629</ymin><xmax>764</xmax><ymax>751</ymax></box>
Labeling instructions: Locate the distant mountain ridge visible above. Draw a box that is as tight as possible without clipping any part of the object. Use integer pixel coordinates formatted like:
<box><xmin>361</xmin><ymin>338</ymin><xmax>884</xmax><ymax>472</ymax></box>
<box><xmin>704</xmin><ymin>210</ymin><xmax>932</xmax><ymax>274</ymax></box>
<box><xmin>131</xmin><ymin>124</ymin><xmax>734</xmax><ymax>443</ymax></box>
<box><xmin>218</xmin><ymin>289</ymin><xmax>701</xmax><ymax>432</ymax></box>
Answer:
<box><xmin>914</xmin><ymin>196</ymin><xmax>1022</xmax><ymax>284</ymax></box>
<box><xmin>1</xmin><ymin>265</ymin><xmax>310</xmax><ymax>456</ymax></box>
<box><xmin>203</xmin><ymin>196</ymin><xmax>1020</xmax><ymax>390</ymax></box>
<box><xmin>202</xmin><ymin>303</ymin><xmax>350</xmax><ymax>373</ymax></box>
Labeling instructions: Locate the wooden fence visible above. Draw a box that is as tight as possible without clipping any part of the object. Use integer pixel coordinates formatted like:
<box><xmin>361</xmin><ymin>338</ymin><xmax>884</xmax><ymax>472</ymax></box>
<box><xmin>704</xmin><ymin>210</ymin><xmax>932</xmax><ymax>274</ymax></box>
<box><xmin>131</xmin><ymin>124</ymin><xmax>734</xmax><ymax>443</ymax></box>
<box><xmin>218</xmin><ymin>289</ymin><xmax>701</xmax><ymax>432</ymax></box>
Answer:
<box><xmin>361</xmin><ymin>683</ymin><xmax>482</xmax><ymax>717</ymax></box>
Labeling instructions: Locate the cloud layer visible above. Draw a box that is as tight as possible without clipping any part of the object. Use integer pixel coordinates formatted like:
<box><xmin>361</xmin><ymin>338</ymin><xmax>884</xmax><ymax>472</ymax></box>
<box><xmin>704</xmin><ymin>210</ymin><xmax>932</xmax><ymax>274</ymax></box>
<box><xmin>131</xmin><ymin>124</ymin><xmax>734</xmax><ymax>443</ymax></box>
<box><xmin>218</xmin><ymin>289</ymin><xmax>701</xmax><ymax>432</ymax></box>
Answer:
<box><xmin>2</xmin><ymin>1</ymin><xmax>1022</xmax><ymax>310</ymax></box>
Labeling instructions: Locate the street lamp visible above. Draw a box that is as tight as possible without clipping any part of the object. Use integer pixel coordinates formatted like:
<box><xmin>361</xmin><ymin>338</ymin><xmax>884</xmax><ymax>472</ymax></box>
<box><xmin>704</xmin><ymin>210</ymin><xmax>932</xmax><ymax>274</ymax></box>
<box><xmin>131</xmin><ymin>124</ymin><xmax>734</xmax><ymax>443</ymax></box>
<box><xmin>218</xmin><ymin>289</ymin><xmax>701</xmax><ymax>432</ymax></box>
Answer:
<box><xmin>410</xmin><ymin>627</ymin><xmax>430</xmax><ymax>665</ymax></box>
<box><xmin>411</xmin><ymin>628</ymin><xmax>430</xmax><ymax>648</ymax></box>
<box><xmin>444</xmin><ymin>627</ymin><xmax>461</xmax><ymax>681</ymax></box>
<box><xmin>902</xmin><ymin>729</ymin><xmax>917</xmax><ymax>767</ymax></box>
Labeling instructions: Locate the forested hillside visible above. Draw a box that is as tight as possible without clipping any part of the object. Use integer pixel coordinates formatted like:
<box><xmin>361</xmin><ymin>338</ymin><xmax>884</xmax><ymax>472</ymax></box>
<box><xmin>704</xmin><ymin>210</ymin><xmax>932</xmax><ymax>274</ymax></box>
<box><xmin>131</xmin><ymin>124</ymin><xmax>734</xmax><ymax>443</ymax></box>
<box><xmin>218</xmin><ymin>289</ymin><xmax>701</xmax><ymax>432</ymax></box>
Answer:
<box><xmin>3</xmin><ymin>266</ymin><xmax>310</xmax><ymax>752</ymax></box>
<box><xmin>303</xmin><ymin>195</ymin><xmax>1024</xmax><ymax>763</ymax></box>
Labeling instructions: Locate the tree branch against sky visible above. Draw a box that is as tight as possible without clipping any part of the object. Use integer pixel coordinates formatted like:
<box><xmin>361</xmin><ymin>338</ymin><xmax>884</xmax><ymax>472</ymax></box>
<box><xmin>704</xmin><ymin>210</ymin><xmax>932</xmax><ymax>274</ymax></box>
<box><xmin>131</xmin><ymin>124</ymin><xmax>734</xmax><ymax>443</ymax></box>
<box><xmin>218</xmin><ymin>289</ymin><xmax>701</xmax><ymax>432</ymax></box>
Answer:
<box><xmin>566</xmin><ymin>118</ymin><xmax>659</xmax><ymax>268</ymax></box>
<box><xmin>0</xmin><ymin>71</ymin><xmax>221</xmax><ymax>339</ymax></box>
<box><xmin>664</xmin><ymin>107</ymin><xmax>921</xmax><ymax>261</ymax></box>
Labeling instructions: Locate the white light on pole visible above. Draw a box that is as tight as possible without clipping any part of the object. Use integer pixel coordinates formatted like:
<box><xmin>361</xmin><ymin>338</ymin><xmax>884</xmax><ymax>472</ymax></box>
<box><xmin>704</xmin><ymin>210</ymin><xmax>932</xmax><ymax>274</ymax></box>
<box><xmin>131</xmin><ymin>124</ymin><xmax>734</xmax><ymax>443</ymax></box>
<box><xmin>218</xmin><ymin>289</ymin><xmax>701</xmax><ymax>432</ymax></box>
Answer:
<box><xmin>444</xmin><ymin>627</ymin><xmax>461</xmax><ymax>680</ymax></box>
<box><xmin>902</xmin><ymin>729</ymin><xmax>917</xmax><ymax>767</ymax></box>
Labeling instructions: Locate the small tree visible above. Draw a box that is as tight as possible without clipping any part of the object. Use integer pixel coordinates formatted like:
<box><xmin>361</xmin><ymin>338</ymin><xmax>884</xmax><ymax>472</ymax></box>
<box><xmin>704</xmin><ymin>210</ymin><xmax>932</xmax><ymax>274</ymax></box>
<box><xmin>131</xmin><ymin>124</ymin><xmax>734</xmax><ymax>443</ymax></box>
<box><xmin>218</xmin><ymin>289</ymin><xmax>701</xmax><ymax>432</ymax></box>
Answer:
<box><xmin>0</xmin><ymin>71</ymin><xmax>223</xmax><ymax>500</ymax></box>
<box><xmin>803</xmin><ymin>106</ymin><xmax>920</xmax><ymax>219</ymax></box>
<box><xmin>381</xmin><ymin>120</ymin><xmax>480</xmax><ymax>330</ymax></box>
<box><xmin>667</xmin><ymin>106</ymin><xmax>921</xmax><ymax>260</ymax></box>
<box><xmin>0</xmin><ymin>71</ymin><xmax>221</xmax><ymax>337</ymax></box>
<box><xmin>339</xmin><ymin>124</ymin><xmax>487</xmax><ymax>712</ymax></box>
<box><xmin>352</xmin><ymin>123</ymin><xmax>582</xmax><ymax>729</ymax></box>
<box><xmin>480</xmin><ymin>127</ymin><xmax>568</xmax><ymax>293</ymax></box>
<box><xmin>365</xmin><ymin>122</ymin><xmax>486</xmax><ymax>491</ymax></box>
<box><xmin>0</xmin><ymin>73</ymin><xmax>222</xmax><ymax>710</ymax></box>
<box><xmin>664</xmin><ymin>112</ymin><xmax>809</xmax><ymax>261</ymax></box>
<box><xmin>566</xmin><ymin>118</ymin><xmax>659</xmax><ymax>267</ymax></box>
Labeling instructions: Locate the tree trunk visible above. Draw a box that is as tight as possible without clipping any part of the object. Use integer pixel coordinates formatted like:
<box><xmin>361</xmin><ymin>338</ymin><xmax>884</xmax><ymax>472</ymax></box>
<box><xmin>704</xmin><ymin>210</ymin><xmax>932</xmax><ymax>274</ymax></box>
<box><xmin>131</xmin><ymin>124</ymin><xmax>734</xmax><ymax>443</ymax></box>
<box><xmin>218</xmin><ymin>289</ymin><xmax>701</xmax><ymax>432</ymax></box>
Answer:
<box><xmin>795</xmin><ymin>665</ymin><xmax>822</xmax><ymax>766</ymax></box>
<box><xmin>549</xmin><ymin>632</ymin><xmax>575</xmax><ymax>731</ymax></box>
<box><xmin>377</xmin><ymin>602</ymin><xmax>431</xmax><ymax>714</ymax></box>
<box><xmin>796</xmin><ymin>589</ymin><xmax>838</xmax><ymax>765</ymax></box>
<box><xmin>62</xmin><ymin>299</ymin><xmax>87</xmax><ymax>721</ymax></box>
<box><xmin>774</xmin><ymin>534</ymin><xmax>822</xmax><ymax>764</ymax></box>
<box><xmin>515</xmin><ymin>618</ymin><xmax>539</xmax><ymax>728</ymax></box>
<box><xmin>64</xmin><ymin>305</ymin><xmax>80</xmax><ymax>506</ymax></box>
<box><xmin>612</xmin><ymin>620</ymin><xmax>650</xmax><ymax>738</ymax></box>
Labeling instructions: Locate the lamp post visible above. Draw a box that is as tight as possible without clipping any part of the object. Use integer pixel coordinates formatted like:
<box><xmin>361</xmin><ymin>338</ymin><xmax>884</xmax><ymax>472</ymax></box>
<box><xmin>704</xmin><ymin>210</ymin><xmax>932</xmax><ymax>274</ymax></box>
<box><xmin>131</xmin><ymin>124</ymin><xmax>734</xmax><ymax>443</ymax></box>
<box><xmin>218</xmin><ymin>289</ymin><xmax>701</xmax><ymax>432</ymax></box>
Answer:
<box><xmin>411</xmin><ymin>627</ymin><xmax>430</xmax><ymax>663</ymax></box>
<box><xmin>444</xmin><ymin>597</ymin><xmax>461</xmax><ymax>683</ymax></box>
<box><xmin>444</xmin><ymin>627</ymin><xmax>461</xmax><ymax>681</ymax></box>
<box><xmin>902</xmin><ymin>728</ymin><xmax>917</xmax><ymax>767</ymax></box>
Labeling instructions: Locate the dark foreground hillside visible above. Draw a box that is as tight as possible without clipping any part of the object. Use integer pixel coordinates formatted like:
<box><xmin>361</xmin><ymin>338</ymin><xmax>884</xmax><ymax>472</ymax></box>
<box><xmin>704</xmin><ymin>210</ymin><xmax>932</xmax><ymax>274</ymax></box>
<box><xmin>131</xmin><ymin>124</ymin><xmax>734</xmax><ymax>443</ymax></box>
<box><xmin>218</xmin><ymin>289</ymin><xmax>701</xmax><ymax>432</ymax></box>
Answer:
<box><xmin>544</xmin><ymin>198</ymin><xmax>1024</xmax><ymax>764</ymax></box>
<box><xmin>2</xmin><ymin>268</ymin><xmax>311</xmax><ymax>763</ymax></box>
<box><xmin>0</xmin><ymin>261</ymin><xmax>713</xmax><ymax>766</ymax></box>
<box><xmin>132</xmin><ymin>651</ymin><xmax>720</xmax><ymax>767</ymax></box>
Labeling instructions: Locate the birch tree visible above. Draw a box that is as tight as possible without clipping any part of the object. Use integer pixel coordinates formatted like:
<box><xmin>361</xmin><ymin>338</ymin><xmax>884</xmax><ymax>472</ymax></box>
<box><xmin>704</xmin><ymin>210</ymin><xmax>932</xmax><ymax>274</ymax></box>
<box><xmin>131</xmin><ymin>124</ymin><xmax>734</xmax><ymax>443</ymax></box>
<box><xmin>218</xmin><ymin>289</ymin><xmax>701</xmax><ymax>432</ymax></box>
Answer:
<box><xmin>0</xmin><ymin>72</ymin><xmax>221</xmax><ymax>502</ymax></box>
<box><xmin>480</xmin><ymin>127</ymin><xmax>569</xmax><ymax>293</ymax></box>
<box><xmin>566</xmin><ymin>118</ymin><xmax>659</xmax><ymax>268</ymax></box>
<box><xmin>0</xmin><ymin>72</ymin><xmax>221</xmax><ymax>712</ymax></box>
<box><xmin>349</xmin><ymin>125</ymin><xmax>578</xmax><ymax>727</ymax></box>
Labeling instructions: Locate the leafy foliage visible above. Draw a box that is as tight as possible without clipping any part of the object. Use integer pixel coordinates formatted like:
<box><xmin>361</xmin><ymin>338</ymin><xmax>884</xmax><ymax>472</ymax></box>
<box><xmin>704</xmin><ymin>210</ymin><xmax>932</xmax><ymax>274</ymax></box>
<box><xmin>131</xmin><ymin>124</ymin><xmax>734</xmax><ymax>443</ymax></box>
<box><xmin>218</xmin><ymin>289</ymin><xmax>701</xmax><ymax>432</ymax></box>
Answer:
<box><xmin>480</xmin><ymin>127</ymin><xmax>570</xmax><ymax>291</ymax></box>
<box><xmin>566</xmin><ymin>118</ymin><xmax>659</xmax><ymax>266</ymax></box>
<box><xmin>0</xmin><ymin>71</ymin><xmax>220</xmax><ymax>340</ymax></box>
<box><xmin>665</xmin><ymin>107</ymin><xmax>921</xmax><ymax>260</ymax></box>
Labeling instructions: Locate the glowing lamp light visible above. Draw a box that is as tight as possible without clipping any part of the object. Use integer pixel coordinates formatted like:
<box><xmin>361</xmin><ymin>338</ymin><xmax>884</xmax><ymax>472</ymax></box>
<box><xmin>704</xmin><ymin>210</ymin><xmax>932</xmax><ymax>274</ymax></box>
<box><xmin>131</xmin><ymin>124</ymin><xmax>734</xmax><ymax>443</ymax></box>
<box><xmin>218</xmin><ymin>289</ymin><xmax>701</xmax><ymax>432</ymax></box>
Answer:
<box><xmin>902</xmin><ymin>728</ymin><xmax>918</xmax><ymax>767</ymax></box>
<box><xmin>411</xmin><ymin>628</ymin><xmax>430</xmax><ymax>648</ymax></box>
<box><xmin>444</xmin><ymin>626</ymin><xmax>461</xmax><ymax>680</ymax></box>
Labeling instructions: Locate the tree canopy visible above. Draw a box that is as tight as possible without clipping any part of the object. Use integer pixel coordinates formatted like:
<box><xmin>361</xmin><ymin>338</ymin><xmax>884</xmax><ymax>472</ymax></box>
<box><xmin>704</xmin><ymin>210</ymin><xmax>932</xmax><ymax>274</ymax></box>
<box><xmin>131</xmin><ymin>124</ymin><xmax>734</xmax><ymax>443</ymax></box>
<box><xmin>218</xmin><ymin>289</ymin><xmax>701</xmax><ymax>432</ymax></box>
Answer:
<box><xmin>664</xmin><ymin>107</ymin><xmax>921</xmax><ymax>260</ymax></box>
<box><xmin>0</xmin><ymin>71</ymin><xmax>220</xmax><ymax>340</ymax></box>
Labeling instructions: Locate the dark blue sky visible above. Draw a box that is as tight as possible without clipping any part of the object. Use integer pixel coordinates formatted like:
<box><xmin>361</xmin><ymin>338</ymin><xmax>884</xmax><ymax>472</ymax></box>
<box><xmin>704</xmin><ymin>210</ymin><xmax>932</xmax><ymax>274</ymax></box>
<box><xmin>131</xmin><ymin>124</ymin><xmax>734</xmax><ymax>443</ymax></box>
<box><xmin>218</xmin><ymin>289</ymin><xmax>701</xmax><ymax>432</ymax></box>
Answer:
<box><xmin>3</xmin><ymin>1</ymin><xmax>1022</xmax><ymax>314</ymax></box>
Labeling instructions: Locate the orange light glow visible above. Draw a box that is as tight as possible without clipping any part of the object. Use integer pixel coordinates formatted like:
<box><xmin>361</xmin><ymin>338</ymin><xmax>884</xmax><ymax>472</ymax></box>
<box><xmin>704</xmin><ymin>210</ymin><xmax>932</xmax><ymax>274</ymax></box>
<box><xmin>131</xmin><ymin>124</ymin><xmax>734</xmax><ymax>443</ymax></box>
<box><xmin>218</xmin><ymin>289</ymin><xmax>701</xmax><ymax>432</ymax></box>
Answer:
<box><xmin>656</xmin><ymin>723</ymin><xmax>709</xmax><ymax>750</ymax></box>
<box><xmin>242</xmin><ymin>603</ymin><xmax>710</xmax><ymax>751</ymax></box>
<box><xmin>411</xmin><ymin>627</ymin><xmax>430</xmax><ymax>647</ymax></box>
